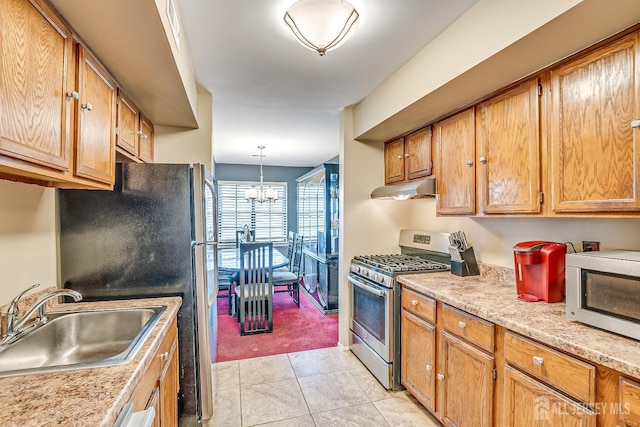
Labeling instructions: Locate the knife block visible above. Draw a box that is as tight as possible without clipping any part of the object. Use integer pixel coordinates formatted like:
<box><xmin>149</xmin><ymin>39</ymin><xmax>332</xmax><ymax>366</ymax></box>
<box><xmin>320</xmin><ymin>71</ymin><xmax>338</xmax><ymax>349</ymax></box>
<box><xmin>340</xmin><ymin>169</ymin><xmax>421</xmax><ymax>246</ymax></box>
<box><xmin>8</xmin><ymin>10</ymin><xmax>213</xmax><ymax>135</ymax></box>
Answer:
<box><xmin>451</xmin><ymin>247</ymin><xmax>480</xmax><ymax>277</ymax></box>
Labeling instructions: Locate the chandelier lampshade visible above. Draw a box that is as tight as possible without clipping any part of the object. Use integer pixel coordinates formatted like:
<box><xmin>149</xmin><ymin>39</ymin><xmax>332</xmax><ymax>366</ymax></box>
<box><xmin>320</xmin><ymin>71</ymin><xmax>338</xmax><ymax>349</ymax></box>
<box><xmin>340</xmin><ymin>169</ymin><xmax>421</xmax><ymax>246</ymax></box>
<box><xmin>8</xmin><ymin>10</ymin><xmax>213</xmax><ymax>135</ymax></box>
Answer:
<box><xmin>284</xmin><ymin>0</ymin><xmax>359</xmax><ymax>56</ymax></box>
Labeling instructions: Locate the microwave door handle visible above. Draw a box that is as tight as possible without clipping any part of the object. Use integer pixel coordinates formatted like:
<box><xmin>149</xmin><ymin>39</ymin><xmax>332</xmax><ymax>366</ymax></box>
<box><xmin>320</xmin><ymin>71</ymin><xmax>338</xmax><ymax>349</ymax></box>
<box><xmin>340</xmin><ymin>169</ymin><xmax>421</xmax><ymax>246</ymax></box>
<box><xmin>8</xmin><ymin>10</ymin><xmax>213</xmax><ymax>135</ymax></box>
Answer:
<box><xmin>347</xmin><ymin>275</ymin><xmax>386</xmax><ymax>297</ymax></box>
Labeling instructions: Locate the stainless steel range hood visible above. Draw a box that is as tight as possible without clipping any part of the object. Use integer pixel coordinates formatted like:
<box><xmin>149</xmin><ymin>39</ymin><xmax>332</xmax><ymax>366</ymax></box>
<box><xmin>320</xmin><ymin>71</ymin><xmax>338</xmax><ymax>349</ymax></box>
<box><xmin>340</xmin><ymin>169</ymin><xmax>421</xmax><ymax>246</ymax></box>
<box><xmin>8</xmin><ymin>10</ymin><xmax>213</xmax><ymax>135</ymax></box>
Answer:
<box><xmin>370</xmin><ymin>176</ymin><xmax>436</xmax><ymax>199</ymax></box>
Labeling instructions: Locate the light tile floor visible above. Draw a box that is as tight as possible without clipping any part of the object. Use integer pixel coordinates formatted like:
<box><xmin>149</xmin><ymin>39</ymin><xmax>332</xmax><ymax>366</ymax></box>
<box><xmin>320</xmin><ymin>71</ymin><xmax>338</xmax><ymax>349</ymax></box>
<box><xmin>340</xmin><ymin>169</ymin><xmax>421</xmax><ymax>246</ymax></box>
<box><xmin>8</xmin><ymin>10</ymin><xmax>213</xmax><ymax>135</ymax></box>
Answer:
<box><xmin>204</xmin><ymin>347</ymin><xmax>443</xmax><ymax>427</ymax></box>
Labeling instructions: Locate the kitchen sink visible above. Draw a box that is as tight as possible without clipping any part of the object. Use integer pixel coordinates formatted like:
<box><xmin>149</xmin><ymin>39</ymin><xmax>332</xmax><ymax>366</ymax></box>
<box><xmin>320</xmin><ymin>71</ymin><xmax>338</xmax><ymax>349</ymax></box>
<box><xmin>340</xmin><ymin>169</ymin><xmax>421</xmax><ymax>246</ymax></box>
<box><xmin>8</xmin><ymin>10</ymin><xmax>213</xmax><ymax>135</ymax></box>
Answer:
<box><xmin>0</xmin><ymin>305</ymin><xmax>166</xmax><ymax>378</ymax></box>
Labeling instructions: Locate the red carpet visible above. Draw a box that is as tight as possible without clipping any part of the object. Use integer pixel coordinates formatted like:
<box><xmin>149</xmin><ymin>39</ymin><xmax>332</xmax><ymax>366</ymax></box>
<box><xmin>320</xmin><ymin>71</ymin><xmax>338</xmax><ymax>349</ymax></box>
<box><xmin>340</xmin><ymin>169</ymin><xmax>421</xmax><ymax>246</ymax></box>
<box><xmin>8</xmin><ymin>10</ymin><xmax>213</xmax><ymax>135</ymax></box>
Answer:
<box><xmin>215</xmin><ymin>290</ymin><xmax>339</xmax><ymax>362</ymax></box>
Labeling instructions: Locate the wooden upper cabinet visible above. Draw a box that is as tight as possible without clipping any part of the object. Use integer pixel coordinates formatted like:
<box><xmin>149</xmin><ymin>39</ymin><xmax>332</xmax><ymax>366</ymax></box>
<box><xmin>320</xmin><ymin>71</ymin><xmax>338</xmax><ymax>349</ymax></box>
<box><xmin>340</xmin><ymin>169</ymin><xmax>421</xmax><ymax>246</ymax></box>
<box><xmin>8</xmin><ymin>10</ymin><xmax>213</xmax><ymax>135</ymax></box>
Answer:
<box><xmin>434</xmin><ymin>109</ymin><xmax>476</xmax><ymax>215</ymax></box>
<box><xmin>384</xmin><ymin>137</ymin><xmax>406</xmax><ymax>184</ymax></box>
<box><xmin>550</xmin><ymin>32</ymin><xmax>640</xmax><ymax>213</ymax></box>
<box><xmin>0</xmin><ymin>0</ymin><xmax>73</xmax><ymax>173</ymax></box>
<box><xmin>476</xmin><ymin>79</ymin><xmax>541</xmax><ymax>214</ymax></box>
<box><xmin>74</xmin><ymin>45</ymin><xmax>116</xmax><ymax>185</ymax></box>
<box><xmin>384</xmin><ymin>127</ymin><xmax>432</xmax><ymax>184</ymax></box>
<box><xmin>406</xmin><ymin>127</ymin><xmax>432</xmax><ymax>180</ymax></box>
<box><xmin>116</xmin><ymin>89</ymin><xmax>140</xmax><ymax>157</ymax></box>
<box><xmin>139</xmin><ymin>114</ymin><xmax>154</xmax><ymax>163</ymax></box>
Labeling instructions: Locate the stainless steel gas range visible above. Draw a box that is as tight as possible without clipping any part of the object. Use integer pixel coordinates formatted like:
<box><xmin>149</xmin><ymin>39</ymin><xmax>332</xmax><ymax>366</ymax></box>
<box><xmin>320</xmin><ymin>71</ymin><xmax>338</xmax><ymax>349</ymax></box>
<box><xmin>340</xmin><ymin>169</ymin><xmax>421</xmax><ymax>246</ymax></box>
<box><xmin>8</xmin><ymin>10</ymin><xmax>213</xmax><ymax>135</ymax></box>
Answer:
<box><xmin>348</xmin><ymin>230</ymin><xmax>451</xmax><ymax>390</ymax></box>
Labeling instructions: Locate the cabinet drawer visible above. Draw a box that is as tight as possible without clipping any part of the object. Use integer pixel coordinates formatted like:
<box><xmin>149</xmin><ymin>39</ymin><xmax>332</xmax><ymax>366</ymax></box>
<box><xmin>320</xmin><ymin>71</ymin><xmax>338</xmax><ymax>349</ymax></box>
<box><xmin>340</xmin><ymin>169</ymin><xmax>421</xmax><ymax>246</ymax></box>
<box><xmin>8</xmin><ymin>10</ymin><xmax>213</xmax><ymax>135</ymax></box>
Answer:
<box><xmin>441</xmin><ymin>304</ymin><xmax>494</xmax><ymax>353</ymax></box>
<box><xmin>620</xmin><ymin>377</ymin><xmax>640</xmax><ymax>426</ymax></box>
<box><xmin>401</xmin><ymin>288</ymin><xmax>436</xmax><ymax>323</ymax></box>
<box><xmin>504</xmin><ymin>331</ymin><xmax>595</xmax><ymax>403</ymax></box>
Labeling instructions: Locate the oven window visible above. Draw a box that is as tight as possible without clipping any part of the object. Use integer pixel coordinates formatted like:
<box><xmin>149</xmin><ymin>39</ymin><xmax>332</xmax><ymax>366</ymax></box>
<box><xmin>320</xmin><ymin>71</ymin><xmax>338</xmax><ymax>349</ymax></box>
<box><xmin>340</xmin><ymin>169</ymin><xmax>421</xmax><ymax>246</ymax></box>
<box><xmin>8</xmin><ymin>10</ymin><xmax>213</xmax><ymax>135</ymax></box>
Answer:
<box><xmin>583</xmin><ymin>270</ymin><xmax>640</xmax><ymax>323</ymax></box>
<box><xmin>352</xmin><ymin>282</ymin><xmax>387</xmax><ymax>343</ymax></box>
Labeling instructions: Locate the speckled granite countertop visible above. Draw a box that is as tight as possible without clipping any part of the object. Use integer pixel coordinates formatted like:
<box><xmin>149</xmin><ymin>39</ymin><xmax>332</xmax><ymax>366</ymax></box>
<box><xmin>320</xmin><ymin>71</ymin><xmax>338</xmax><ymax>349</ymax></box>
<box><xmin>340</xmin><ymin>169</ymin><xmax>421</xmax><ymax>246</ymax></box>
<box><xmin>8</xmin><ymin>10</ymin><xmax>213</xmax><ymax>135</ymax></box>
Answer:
<box><xmin>0</xmin><ymin>296</ymin><xmax>181</xmax><ymax>427</ymax></box>
<box><xmin>398</xmin><ymin>270</ymin><xmax>640</xmax><ymax>380</ymax></box>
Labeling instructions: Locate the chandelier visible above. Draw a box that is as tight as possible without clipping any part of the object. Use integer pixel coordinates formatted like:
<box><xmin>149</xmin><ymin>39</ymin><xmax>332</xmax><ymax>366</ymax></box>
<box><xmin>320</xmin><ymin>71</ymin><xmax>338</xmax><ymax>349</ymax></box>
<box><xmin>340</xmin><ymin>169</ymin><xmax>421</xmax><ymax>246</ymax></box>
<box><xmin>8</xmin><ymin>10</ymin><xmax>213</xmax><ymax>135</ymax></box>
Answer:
<box><xmin>245</xmin><ymin>145</ymin><xmax>278</xmax><ymax>203</ymax></box>
<box><xmin>284</xmin><ymin>0</ymin><xmax>359</xmax><ymax>56</ymax></box>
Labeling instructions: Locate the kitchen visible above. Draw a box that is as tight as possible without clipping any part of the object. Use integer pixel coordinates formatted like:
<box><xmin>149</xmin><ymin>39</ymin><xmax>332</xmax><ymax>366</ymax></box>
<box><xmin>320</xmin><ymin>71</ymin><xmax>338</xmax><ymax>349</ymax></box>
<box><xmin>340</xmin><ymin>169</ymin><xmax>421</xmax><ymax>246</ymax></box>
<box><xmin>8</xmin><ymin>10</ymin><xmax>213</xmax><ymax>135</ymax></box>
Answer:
<box><xmin>2</xmin><ymin>0</ymin><xmax>640</xmax><ymax>426</ymax></box>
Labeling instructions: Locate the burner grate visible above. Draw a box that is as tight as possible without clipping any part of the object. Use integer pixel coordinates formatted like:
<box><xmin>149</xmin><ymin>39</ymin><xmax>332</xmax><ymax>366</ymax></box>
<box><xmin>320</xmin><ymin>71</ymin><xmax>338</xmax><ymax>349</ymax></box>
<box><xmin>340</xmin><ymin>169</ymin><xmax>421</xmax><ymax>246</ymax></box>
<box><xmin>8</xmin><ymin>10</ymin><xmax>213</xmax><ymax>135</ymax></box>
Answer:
<box><xmin>353</xmin><ymin>254</ymin><xmax>449</xmax><ymax>274</ymax></box>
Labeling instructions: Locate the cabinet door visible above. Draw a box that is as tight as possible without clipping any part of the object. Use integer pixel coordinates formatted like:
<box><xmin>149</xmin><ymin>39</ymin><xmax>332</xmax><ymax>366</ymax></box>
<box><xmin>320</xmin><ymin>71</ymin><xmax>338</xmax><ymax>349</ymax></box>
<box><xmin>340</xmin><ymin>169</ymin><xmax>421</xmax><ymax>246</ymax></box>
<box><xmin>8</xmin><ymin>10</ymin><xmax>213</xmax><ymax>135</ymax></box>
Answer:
<box><xmin>116</xmin><ymin>90</ymin><xmax>140</xmax><ymax>157</ymax></box>
<box><xmin>550</xmin><ymin>32</ymin><xmax>640</xmax><ymax>213</ymax></box>
<box><xmin>503</xmin><ymin>366</ymin><xmax>596</xmax><ymax>427</ymax></box>
<box><xmin>401</xmin><ymin>310</ymin><xmax>436</xmax><ymax>412</ymax></box>
<box><xmin>159</xmin><ymin>338</ymin><xmax>179</xmax><ymax>427</ymax></box>
<box><xmin>476</xmin><ymin>79</ymin><xmax>541</xmax><ymax>214</ymax></box>
<box><xmin>439</xmin><ymin>331</ymin><xmax>494</xmax><ymax>427</ymax></box>
<box><xmin>74</xmin><ymin>45</ymin><xmax>116</xmax><ymax>184</ymax></box>
<box><xmin>434</xmin><ymin>109</ymin><xmax>476</xmax><ymax>215</ymax></box>
<box><xmin>406</xmin><ymin>127</ymin><xmax>433</xmax><ymax>180</ymax></box>
<box><xmin>384</xmin><ymin>137</ymin><xmax>405</xmax><ymax>184</ymax></box>
<box><xmin>146</xmin><ymin>386</ymin><xmax>161</xmax><ymax>427</ymax></box>
<box><xmin>139</xmin><ymin>114</ymin><xmax>154</xmax><ymax>163</ymax></box>
<box><xmin>0</xmin><ymin>0</ymin><xmax>73</xmax><ymax>172</ymax></box>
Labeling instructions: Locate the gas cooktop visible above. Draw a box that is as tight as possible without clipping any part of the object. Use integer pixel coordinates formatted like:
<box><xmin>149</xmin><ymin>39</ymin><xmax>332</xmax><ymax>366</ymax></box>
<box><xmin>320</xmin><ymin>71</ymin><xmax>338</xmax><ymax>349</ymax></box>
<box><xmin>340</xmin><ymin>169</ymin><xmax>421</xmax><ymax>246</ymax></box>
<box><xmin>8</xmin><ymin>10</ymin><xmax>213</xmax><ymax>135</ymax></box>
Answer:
<box><xmin>352</xmin><ymin>254</ymin><xmax>449</xmax><ymax>274</ymax></box>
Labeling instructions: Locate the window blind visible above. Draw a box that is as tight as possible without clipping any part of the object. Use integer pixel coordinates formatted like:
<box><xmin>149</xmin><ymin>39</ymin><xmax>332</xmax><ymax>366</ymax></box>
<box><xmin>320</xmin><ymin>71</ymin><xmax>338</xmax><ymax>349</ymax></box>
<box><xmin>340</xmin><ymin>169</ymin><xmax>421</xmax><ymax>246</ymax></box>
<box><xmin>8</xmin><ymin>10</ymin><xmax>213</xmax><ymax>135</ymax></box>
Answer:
<box><xmin>217</xmin><ymin>181</ymin><xmax>287</xmax><ymax>244</ymax></box>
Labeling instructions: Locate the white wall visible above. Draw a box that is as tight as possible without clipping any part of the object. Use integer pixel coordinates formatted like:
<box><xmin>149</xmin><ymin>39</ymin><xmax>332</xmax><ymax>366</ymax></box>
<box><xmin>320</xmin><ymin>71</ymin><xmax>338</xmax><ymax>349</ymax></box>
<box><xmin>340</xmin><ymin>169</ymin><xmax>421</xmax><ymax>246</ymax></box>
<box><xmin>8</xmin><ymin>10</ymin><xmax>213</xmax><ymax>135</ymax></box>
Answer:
<box><xmin>0</xmin><ymin>181</ymin><xmax>57</xmax><ymax>305</ymax></box>
<box><xmin>154</xmin><ymin>91</ymin><xmax>214</xmax><ymax>169</ymax></box>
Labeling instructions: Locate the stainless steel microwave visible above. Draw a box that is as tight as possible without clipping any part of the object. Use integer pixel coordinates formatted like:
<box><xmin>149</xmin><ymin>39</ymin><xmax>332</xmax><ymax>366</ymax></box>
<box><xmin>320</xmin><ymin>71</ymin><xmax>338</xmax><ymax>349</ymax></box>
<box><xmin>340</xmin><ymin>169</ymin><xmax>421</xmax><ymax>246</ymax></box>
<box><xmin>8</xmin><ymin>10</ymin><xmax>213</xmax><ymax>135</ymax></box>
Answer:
<box><xmin>566</xmin><ymin>250</ymin><xmax>640</xmax><ymax>341</ymax></box>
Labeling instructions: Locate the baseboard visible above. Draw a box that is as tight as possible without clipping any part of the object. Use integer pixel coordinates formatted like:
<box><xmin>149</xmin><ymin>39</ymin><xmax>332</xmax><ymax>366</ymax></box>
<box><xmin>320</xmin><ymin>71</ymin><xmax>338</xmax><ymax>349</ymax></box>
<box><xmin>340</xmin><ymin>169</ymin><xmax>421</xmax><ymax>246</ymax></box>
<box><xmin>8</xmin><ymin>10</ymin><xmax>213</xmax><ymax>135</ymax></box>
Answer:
<box><xmin>337</xmin><ymin>341</ymin><xmax>350</xmax><ymax>351</ymax></box>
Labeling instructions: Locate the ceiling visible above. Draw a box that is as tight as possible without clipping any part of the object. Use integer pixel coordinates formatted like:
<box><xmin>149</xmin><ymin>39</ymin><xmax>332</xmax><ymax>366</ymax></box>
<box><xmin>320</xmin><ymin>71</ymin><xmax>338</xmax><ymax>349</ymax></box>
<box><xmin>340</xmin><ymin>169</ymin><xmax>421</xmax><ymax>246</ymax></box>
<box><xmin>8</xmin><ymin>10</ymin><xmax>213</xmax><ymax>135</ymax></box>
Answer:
<box><xmin>179</xmin><ymin>0</ymin><xmax>478</xmax><ymax>167</ymax></box>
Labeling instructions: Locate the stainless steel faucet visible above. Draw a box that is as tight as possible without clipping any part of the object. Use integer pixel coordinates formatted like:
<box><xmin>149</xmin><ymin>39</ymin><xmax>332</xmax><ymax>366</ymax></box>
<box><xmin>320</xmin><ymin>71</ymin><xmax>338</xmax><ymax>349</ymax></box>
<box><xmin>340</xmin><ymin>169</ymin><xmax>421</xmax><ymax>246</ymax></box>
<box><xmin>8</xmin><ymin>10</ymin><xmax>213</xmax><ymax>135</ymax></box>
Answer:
<box><xmin>1</xmin><ymin>284</ymin><xmax>83</xmax><ymax>346</ymax></box>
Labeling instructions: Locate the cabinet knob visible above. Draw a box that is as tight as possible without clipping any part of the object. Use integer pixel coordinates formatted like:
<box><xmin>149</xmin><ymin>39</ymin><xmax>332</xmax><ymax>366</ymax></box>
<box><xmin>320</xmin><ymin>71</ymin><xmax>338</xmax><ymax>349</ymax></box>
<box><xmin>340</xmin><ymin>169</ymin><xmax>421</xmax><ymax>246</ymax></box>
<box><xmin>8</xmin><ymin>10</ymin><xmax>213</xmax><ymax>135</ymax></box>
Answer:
<box><xmin>160</xmin><ymin>351</ymin><xmax>169</xmax><ymax>361</ymax></box>
<box><xmin>533</xmin><ymin>356</ymin><xmax>544</xmax><ymax>366</ymax></box>
<box><xmin>404</xmin><ymin>153</ymin><xmax>410</xmax><ymax>158</ymax></box>
<box><xmin>425</xmin><ymin>364</ymin><xmax>433</xmax><ymax>371</ymax></box>
<box><xmin>479</xmin><ymin>156</ymin><xmax>487</xmax><ymax>164</ymax></box>
<box><xmin>631</xmin><ymin>120</ymin><xmax>640</xmax><ymax>129</ymax></box>
<box><xmin>66</xmin><ymin>91</ymin><xmax>79</xmax><ymax>101</ymax></box>
<box><xmin>81</xmin><ymin>102</ymin><xmax>93</xmax><ymax>111</ymax></box>
<box><xmin>466</xmin><ymin>160</ymin><xmax>473</xmax><ymax>167</ymax></box>
<box><xmin>458</xmin><ymin>321</ymin><xmax>467</xmax><ymax>329</ymax></box>
<box><xmin>137</xmin><ymin>130</ymin><xmax>143</xmax><ymax>136</ymax></box>
<box><xmin>397</xmin><ymin>155</ymin><xmax>402</xmax><ymax>160</ymax></box>
<box><xmin>141</xmin><ymin>134</ymin><xmax>148</xmax><ymax>140</ymax></box>
<box><xmin>411</xmin><ymin>300</ymin><xmax>418</xmax><ymax>306</ymax></box>
<box><xmin>437</xmin><ymin>373</ymin><xmax>444</xmax><ymax>381</ymax></box>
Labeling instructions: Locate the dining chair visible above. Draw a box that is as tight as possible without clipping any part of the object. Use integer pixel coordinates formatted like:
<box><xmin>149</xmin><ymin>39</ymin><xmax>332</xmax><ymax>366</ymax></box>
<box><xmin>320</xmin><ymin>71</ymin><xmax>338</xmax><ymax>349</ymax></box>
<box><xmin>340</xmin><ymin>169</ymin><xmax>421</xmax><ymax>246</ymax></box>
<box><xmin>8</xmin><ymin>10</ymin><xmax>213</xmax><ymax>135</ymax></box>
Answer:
<box><xmin>272</xmin><ymin>234</ymin><xmax>304</xmax><ymax>307</ymax></box>
<box><xmin>274</xmin><ymin>231</ymin><xmax>295</xmax><ymax>272</ymax></box>
<box><xmin>234</xmin><ymin>241</ymin><xmax>273</xmax><ymax>335</ymax></box>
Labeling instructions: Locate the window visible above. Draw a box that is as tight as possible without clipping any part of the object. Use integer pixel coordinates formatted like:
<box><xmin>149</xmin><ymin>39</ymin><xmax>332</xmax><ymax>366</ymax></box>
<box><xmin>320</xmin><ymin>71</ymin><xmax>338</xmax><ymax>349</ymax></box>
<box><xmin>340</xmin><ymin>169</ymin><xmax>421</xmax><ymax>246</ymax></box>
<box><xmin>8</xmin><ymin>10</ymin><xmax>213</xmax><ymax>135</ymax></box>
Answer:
<box><xmin>217</xmin><ymin>181</ymin><xmax>287</xmax><ymax>245</ymax></box>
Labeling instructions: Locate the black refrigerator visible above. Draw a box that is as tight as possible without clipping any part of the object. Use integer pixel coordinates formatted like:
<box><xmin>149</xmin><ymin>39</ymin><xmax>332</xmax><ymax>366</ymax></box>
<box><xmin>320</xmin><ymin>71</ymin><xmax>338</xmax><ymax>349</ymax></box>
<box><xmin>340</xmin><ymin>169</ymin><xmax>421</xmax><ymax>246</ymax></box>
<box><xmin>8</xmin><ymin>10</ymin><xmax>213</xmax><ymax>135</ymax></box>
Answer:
<box><xmin>57</xmin><ymin>163</ymin><xmax>216</xmax><ymax>425</ymax></box>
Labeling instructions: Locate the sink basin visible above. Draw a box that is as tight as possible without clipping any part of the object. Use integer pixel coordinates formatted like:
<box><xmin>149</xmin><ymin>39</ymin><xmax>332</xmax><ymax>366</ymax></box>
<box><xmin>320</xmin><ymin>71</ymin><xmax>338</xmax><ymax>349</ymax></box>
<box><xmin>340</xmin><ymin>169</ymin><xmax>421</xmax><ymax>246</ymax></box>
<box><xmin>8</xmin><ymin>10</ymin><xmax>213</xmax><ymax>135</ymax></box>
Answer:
<box><xmin>0</xmin><ymin>305</ymin><xmax>166</xmax><ymax>378</ymax></box>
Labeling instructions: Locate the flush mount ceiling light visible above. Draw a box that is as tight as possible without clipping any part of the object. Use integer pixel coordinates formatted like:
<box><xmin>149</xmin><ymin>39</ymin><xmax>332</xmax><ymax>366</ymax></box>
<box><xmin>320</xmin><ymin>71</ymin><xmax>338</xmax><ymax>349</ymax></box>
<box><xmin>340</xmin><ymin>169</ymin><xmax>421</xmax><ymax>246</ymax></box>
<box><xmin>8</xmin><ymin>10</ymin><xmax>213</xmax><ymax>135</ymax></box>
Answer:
<box><xmin>245</xmin><ymin>145</ymin><xmax>278</xmax><ymax>203</ymax></box>
<box><xmin>284</xmin><ymin>0</ymin><xmax>359</xmax><ymax>56</ymax></box>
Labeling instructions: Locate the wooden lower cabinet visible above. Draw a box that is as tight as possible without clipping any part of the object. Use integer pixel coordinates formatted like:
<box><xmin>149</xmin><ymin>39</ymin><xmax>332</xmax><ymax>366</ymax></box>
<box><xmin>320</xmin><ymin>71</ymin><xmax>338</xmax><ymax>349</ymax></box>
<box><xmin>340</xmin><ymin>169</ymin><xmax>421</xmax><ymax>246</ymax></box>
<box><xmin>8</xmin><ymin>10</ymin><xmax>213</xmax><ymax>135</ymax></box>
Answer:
<box><xmin>438</xmin><ymin>331</ymin><xmax>495</xmax><ymax>427</ymax></box>
<box><xmin>401</xmin><ymin>309</ymin><xmax>436</xmax><ymax>412</ymax></box>
<box><xmin>503</xmin><ymin>366</ymin><xmax>596</xmax><ymax>427</ymax></box>
<box><xmin>399</xmin><ymin>285</ymin><xmax>640</xmax><ymax>427</ymax></box>
<box><xmin>131</xmin><ymin>316</ymin><xmax>179</xmax><ymax>427</ymax></box>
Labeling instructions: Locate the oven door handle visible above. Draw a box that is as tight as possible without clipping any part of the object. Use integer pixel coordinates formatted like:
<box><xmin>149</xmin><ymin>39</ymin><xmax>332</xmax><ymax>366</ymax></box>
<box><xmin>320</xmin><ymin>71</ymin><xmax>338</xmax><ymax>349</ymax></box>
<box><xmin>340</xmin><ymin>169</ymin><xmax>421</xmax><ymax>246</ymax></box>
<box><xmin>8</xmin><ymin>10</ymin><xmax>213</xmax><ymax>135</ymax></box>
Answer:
<box><xmin>347</xmin><ymin>275</ymin><xmax>386</xmax><ymax>297</ymax></box>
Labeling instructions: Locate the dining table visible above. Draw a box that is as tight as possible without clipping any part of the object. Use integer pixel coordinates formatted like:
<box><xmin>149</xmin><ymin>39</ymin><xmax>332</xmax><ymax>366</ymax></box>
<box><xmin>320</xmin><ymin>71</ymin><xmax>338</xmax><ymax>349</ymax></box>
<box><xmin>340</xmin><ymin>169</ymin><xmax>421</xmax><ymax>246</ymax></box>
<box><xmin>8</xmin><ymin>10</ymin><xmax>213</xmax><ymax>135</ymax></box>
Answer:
<box><xmin>217</xmin><ymin>246</ymin><xmax>289</xmax><ymax>272</ymax></box>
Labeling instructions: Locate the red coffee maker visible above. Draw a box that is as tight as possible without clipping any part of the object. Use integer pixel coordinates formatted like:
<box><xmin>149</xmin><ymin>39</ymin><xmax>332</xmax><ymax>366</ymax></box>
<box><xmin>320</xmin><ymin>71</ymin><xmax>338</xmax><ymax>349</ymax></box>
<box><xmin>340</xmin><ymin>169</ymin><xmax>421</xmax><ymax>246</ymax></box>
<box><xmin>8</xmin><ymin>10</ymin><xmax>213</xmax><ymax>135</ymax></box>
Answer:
<box><xmin>513</xmin><ymin>241</ymin><xmax>567</xmax><ymax>302</ymax></box>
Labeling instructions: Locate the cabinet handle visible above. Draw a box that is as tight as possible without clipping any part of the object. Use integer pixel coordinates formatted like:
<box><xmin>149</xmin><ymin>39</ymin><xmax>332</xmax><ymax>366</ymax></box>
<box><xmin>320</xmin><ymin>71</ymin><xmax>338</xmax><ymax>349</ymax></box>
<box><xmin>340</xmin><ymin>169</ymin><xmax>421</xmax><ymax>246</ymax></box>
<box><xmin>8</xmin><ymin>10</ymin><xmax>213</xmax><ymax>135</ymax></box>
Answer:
<box><xmin>458</xmin><ymin>321</ymin><xmax>467</xmax><ymax>329</ymax></box>
<box><xmin>533</xmin><ymin>356</ymin><xmax>544</xmax><ymax>366</ymax></box>
<box><xmin>411</xmin><ymin>299</ymin><xmax>418</xmax><ymax>306</ymax></box>
<box><xmin>479</xmin><ymin>156</ymin><xmax>487</xmax><ymax>164</ymax></box>
<box><xmin>81</xmin><ymin>103</ymin><xmax>93</xmax><ymax>111</ymax></box>
<box><xmin>66</xmin><ymin>91</ymin><xmax>79</xmax><ymax>101</ymax></box>
<box><xmin>465</xmin><ymin>160</ymin><xmax>473</xmax><ymax>167</ymax></box>
<box><xmin>425</xmin><ymin>364</ymin><xmax>433</xmax><ymax>371</ymax></box>
<box><xmin>437</xmin><ymin>373</ymin><xmax>444</xmax><ymax>381</ymax></box>
<box><xmin>631</xmin><ymin>120</ymin><xmax>640</xmax><ymax>129</ymax></box>
<box><xmin>160</xmin><ymin>351</ymin><xmax>169</xmax><ymax>361</ymax></box>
